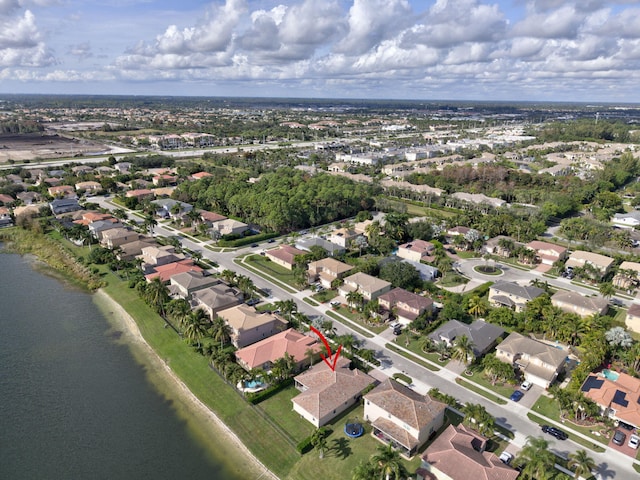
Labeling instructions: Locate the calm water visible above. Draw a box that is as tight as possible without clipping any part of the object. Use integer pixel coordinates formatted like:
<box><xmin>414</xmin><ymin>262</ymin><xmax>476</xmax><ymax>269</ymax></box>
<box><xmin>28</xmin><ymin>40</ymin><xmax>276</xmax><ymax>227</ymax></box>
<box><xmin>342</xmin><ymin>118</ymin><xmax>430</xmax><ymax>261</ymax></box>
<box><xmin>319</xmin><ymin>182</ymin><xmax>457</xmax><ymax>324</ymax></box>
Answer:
<box><xmin>0</xmin><ymin>251</ymin><xmax>240</xmax><ymax>480</ymax></box>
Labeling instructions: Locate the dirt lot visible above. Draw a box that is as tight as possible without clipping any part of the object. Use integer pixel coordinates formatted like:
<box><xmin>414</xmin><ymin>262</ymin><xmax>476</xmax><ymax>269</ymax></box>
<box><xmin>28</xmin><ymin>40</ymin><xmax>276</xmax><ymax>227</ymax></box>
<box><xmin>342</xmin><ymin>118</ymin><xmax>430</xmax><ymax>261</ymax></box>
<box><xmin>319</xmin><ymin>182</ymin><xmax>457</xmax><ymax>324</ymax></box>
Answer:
<box><xmin>0</xmin><ymin>133</ymin><xmax>109</xmax><ymax>163</ymax></box>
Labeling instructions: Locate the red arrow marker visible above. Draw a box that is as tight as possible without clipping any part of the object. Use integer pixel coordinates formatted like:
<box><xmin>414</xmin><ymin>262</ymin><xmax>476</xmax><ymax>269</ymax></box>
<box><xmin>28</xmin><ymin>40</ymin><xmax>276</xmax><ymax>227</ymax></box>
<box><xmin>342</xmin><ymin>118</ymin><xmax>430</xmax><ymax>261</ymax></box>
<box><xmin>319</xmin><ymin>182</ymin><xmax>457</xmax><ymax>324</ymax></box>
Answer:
<box><xmin>310</xmin><ymin>326</ymin><xmax>342</xmax><ymax>372</ymax></box>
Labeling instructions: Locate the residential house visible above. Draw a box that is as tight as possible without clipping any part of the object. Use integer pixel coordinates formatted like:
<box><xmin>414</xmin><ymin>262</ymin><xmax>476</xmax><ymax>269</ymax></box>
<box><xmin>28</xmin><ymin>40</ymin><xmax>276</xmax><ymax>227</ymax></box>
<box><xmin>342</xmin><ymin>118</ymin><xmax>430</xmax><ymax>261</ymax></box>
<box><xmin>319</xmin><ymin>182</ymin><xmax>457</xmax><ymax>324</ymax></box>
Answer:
<box><xmin>190</xmin><ymin>171</ymin><xmax>213</xmax><ymax>180</ymax></box>
<box><xmin>49</xmin><ymin>198</ymin><xmax>82</xmax><ymax>215</ymax></box>
<box><xmin>403</xmin><ymin>259</ymin><xmax>439</xmax><ymax>281</ymax></box>
<box><xmin>483</xmin><ymin>235</ymin><xmax>515</xmax><ymax>257</ymax></box>
<box><xmin>0</xmin><ymin>207</ymin><xmax>13</xmax><ymax>228</ymax></box>
<box><xmin>16</xmin><ymin>191</ymin><xmax>41</xmax><ymax>205</ymax></box>
<box><xmin>116</xmin><ymin>238</ymin><xmax>156</xmax><ymax>261</ymax></box>
<box><xmin>74</xmin><ymin>181</ymin><xmax>102</xmax><ymax>194</ymax></box>
<box><xmin>169</xmin><ymin>271</ymin><xmax>220</xmax><ymax>299</ymax></box>
<box><xmin>581</xmin><ymin>371</ymin><xmax>640</xmax><ymax>429</ymax></box>
<box><xmin>612</xmin><ymin>211</ymin><xmax>640</xmax><ymax>229</ymax></box>
<box><xmin>397</xmin><ymin>239</ymin><xmax>436</xmax><ymax>263</ymax></box>
<box><xmin>265</xmin><ymin>244</ymin><xmax>306</xmax><ymax>270</ymax></box>
<box><xmin>295</xmin><ymin>237</ymin><xmax>346</xmax><ymax>257</ymax></box>
<box><xmin>613</xmin><ymin>261</ymin><xmax>640</xmax><ymax>290</ymax></box>
<box><xmin>339</xmin><ymin>272</ymin><xmax>392</xmax><ymax>302</ymax></box>
<box><xmin>327</xmin><ymin>227</ymin><xmax>362</xmax><ymax>249</ymax></box>
<box><xmin>192</xmin><ymin>284</ymin><xmax>243</xmax><ymax>320</ymax></box>
<box><xmin>217</xmin><ymin>305</ymin><xmax>288</xmax><ymax>348</ymax></box>
<box><xmin>307</xmin><ymin>258</ymin><xmax>354</xmax><ymax>288</ymax></box>
<box><xmin>495</xmin><ymin>332</ymin><xmax>566</xmax><ymax>388</ymax></box>
<box><xmin>429</xmin><ymin>320</ymin><xmax>505</xmax><ymax>358</ymax></box>
<box><xmin>564</xmin><ymin>250</ymin><xmax>614</xmax><ymax>279</ymax></box>
<box><xmin>152</xmin><ymin>199</ymin><xmax>193</xmax><ymax>219</ymax></box>
<box><xmin>88</xmin><ymin>220</ymin><xmax>125</xmax><ymax>240</ymax></box>
<box><xmin>235</xmin><ymin>328</ymin><xmax>323</xmax><ymax>372</ymax></box>
<box><xmin>48</xmin><ymin>185</ymin><xmax>76</xmax><ymax>198</ymax></box>
<box><xmin>378</xmin><ymin>288</ymin><xmax>434</xmax><ymax>325</ymax></box>
<box><xmin>292</xmin><ymin>356</ymin><xmax>374</xmax><ymax>427</ymax></box>
<box><xmin>137</xmin><ymin>245</ymin><xmax>184</xmax><ymax>271</ymax></box>
<box><xmin>145</xmin><ymin>260</ymin><xmax>203</xmax><ymax>283</ymax></box>
<box><xmin>125</xmin><ymin>189</ymin><xmax>155</xmax><ymax>201</ymax></box>
<box><xmin>489</xmin><ymin>282</ymin><xmax>545</xmax><ymax>312</ymax></box>
<box><xmin>451</xmin><ymin>192</ymin><xmax>507</xmax><ymax>209</ymax></box>
<box><xmin>418</xmin><ymin>424</ymin><xmax>519</xmax><ymax>480</ymax></box>
<box><xmin>525</xmin><ymin>240</ymin><xmax>568</xmax><ymax>266</ymax></box>
<box><xmin>211</xmin><ymin>218</ymin><xmax>249</xmax><ymax>237</ymax></box>
<box><xmin>364</xmin><ymin>379</ymin><xmax>446</xmax><ymax>458</ymax></box>
<box><xmin>551</xmin><ymin>290</ymin><xmax>609</xmax><ymax>317</ymax></box>
<box><xmin>0</xmin><ymin>194</ymin><xmax>14</xmax><ymax>205</ymax></box>
<box><xmin>625</xmin><ymin>304</ymin><xmax>640</xmax><ymax>334</ymax></box>
<box><xmin>75</xmin><ymin>211</ymin><xmax>116</xmax><ymax>226</ymax></box>
<box><xmin>114</xmin><ymin>162</ymin><xmax>132</xmax><ymax>174</ymax></box>
<box><xmin>199</xmin><ymin>210</ymin><xmax>227</xmax><ymax>227</ymax></box>
<box><xmin>100</xmin><ymin>227</ymin><xmax>140</xmax><ymax>249</ymax></box>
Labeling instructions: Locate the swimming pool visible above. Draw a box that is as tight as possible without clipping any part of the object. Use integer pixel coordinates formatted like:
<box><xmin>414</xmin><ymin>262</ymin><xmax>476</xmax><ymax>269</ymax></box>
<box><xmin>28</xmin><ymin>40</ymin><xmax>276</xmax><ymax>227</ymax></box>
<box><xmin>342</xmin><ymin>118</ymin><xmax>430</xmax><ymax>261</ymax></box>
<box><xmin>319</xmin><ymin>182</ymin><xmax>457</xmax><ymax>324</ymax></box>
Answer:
<box><xmin>244</xmin><ymin>379</ymin><xmax>265</xmax><ymax>389</ymax></box>
<box><xmin>602</xmin><ymin>369</ymin><xmax>619</xmax><ymax>381</ymax></box>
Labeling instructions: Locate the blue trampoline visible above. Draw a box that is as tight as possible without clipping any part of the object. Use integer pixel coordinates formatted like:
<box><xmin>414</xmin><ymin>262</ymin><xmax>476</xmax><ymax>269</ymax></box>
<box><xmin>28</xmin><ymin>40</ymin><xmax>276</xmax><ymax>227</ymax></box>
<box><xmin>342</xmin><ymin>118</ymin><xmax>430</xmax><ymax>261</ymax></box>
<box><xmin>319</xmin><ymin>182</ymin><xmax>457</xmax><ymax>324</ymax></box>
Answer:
<box><xmin>344</xmin><ymin>419</ymin><xmax>364</xmax><ymax>438</ymax></box>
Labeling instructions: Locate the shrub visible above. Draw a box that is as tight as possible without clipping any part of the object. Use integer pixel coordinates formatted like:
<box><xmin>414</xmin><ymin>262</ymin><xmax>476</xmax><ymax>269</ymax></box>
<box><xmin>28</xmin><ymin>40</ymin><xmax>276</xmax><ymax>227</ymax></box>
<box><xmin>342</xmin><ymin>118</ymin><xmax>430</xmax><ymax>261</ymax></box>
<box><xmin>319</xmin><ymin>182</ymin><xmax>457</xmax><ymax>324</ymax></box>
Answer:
<box><xmin>296</xmin><ymin>436</ymin><xmax>314</xmax><ymax>454</ymax></box>
<box><xmin>393</xmin><ymin>373</ymin><xmax>412</xmax><ymax>385</ymax></box>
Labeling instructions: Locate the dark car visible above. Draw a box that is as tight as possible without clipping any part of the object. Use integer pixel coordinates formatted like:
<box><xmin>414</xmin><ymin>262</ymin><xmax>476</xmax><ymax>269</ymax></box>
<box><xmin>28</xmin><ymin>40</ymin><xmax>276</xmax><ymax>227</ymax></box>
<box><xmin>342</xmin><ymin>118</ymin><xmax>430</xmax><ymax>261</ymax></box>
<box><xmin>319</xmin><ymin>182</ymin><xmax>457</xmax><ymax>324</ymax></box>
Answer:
<box><xmin>612</xmin><ymin>430</ymin><xmax>626</xmax><ymax>446</ymax></box>
<box><xmin>542</xmin><ymin>425</ymin><xmax>568</xmax><ymax>440</ymax></box>
<box><xmin>251</xmin><ymin>243</ymin><xmax>259</xmax><ymax>248</ymax></box>
<box><xmin>509</xmin><ymin>390</ymin><xmax>524</xmax><ymax>402</ymax></box>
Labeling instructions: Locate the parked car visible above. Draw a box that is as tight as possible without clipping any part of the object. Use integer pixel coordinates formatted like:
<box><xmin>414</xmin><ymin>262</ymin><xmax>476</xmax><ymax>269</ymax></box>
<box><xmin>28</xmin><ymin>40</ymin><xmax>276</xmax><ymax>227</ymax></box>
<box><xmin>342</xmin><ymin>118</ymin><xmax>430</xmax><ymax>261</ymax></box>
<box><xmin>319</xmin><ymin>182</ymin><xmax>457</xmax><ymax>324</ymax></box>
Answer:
<box><xmin>498</xmin><ymin>451</ymin><xmax>513</xmax><ymax>465</ymax></box>
<box><xmin>521</xmin><ymin>381</ymin><xmax>532</xmax><ymax>391</ymax></box>
<box><xmin>542</xmin><ymin>425</ymin><xmax>568</xmax><ymax>440</ymax></box>
<box><xmin>628</xmin><ymin>434</ymin><xmax>640</xmax><ymax>449</ymax></box>
<box><xmin>509</xmin><ymin>390</ymin><xmax>524</xmax><ymax>402</ymax></box>
<box><xmin>330</xmin><ymin>301</ymin><xmax>341</xmax><ymax>308</ymax></box>
<box><xmin>612</xmin><ymin>430</ymin><xmax>626</xmax><ymax>446</ymax></box>
<box><xmin>251</xmin><ymin>243</ymin><xmax>259</xmax><ymax>248</ymax></box>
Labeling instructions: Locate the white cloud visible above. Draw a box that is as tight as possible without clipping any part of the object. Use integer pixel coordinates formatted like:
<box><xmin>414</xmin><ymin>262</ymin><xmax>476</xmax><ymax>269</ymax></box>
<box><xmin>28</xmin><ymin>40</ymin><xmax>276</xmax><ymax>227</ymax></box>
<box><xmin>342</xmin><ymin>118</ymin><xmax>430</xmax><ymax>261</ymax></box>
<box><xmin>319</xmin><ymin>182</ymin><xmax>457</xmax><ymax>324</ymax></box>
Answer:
<box><xmin>511</xmin><ymin>5</ymin><xmax>583</xmax><ymax>38</ymax></box>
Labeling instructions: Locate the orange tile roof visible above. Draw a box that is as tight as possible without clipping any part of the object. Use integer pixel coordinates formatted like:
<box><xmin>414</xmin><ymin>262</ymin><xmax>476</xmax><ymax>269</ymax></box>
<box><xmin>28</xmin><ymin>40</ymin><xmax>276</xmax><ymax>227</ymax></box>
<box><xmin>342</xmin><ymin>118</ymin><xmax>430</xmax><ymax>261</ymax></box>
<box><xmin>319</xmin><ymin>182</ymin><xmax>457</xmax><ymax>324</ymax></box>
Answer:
<box><xmin>581</xmin><ymin>372</ymin><xmax>640</xmax><ymax>427</ymax></box>
<box><xmin>235</xmin><ymin>328</ymin><xmax>323</xmax><ymax>370</ymax></box>
<box><xmin>145</xmin><ymin>260</ymin><xmax>203</xmax><ymax>283</ymax></box>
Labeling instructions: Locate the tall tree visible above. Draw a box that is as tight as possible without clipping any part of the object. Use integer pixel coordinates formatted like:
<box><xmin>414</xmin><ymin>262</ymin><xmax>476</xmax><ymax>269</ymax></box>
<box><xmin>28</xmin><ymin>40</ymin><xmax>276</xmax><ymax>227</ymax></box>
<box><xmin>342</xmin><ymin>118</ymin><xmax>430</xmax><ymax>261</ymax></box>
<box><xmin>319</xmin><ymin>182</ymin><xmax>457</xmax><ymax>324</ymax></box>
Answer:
<box><xmin>451</xmin><ymin>334</ymin><xmax>475</xmax><ymax>372</ymax></box>
<box><xmin>567</xmin><ymin>449</ymin><xmax>597</xmax><ymax>479</ymax></box>
<box><xmin>371</xmin><ymin>444</ymin><xmax>406</xmax><ymax>480</ymax></box>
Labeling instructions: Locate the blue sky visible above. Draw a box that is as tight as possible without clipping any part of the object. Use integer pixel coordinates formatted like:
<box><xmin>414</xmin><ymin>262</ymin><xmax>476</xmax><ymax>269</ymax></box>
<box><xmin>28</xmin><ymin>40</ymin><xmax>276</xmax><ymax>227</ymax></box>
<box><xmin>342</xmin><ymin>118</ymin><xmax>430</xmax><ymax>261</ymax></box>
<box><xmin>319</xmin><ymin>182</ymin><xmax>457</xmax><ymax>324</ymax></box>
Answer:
<box><xmin>1</xmin><ymin>0</ymin><xmax>639</xmax><ymax>102</ymax></box>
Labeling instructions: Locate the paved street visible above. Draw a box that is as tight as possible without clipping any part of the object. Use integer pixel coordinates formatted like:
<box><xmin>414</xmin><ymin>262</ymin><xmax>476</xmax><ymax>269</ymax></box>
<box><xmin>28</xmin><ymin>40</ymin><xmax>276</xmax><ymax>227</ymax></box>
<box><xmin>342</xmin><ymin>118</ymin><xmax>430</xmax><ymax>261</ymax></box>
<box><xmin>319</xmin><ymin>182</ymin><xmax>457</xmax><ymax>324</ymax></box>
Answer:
<box><xmin>93</xmin><ymin>196</ymin><xmax>639</xmax><ymax>479</ymax></box>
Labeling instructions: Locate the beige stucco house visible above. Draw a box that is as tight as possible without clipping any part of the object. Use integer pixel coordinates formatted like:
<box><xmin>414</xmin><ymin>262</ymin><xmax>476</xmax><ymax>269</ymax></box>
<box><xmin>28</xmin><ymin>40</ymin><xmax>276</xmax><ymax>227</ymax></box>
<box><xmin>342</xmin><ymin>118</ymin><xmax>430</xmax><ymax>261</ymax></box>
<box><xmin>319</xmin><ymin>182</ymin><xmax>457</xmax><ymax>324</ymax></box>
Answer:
<box><xmin>625</xmin><ymin>304</ymin><xmax>640</xmax><ymax>334</ymax></box>
<box><xmin>378</xmin><ymin>288</ymin><xmax>434</xmax><ymax>324</ymax></box>
<box><xmin>525</xmin><ymin>240</ymin><xmax>567</xmax><ymax>265</ymax></box>
<box><xmin>292</xmin><ymin>357</ymin><xmax>374</xmax><ymax>427</ymax></box>
<box><xmin>265</xmin><ymin>244</ymin><xmax>306</xmax><ymax>270</ymax></box>
<box><xmin>307</xmin><ymin>257</ymin><xmax>354</xmax><ymax>288</ymax></box>
<box><xmin>495</xmin><ymin>332</ymin><xmax>566</xmax><ymax>388</ymax></box>
<box><xmin>364</xmin><ymin>379</ymin><xmax>446</xmax><ymax>458</ymax></box>
<box><xmin>396</xmin><ymin>239</ymin><xmax>436</xmax><ymax>263</ymax></box>
<box><xmin>488</xmin><ymin>282</ymin><xmax>545</xmax><ymax>312</ymax></box>
<box><xmin>551</xmin><ymin>290</ymin><xmax>609</xmax><ymax>317</ymax></box>
<box><xmin>565</xmin><ymin>250</ymin><xmax>614</xmax><ymax>278</ymax></box>
<box><xmin>339</xmin><ymin>272</ymin><xmax>392</xmax><ymax>301</ymax></box>
<box><xmin>217</xmin><ymin>304</ymin><xmax>287</xmax><ymax>348</ymax></box>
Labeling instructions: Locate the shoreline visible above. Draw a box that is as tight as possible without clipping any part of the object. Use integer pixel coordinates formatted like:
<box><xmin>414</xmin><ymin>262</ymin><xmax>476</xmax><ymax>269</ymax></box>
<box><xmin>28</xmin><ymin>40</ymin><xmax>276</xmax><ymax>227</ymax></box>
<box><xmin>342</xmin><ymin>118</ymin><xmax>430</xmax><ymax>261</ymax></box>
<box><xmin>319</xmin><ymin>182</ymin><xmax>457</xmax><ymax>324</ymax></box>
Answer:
<box><xmin>94</xmin><ymin>289</ymin><xmax>279</xmax><ymax>480</ymax></box>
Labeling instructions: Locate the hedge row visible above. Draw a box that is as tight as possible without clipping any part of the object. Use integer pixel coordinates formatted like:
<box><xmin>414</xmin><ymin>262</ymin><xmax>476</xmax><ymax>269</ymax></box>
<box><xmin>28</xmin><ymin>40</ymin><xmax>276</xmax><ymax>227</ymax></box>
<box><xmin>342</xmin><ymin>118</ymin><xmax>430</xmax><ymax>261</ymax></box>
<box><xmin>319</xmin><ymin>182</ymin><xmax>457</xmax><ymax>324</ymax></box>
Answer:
<box><xmin>246</xmin><ymin>377</ymin><xmax>294</xmax><ymax>404</ymax></box>
<box><xmin>217</xmin><ymin>231</ymin><xmax>279</xmax><ymax>247</ymax></box>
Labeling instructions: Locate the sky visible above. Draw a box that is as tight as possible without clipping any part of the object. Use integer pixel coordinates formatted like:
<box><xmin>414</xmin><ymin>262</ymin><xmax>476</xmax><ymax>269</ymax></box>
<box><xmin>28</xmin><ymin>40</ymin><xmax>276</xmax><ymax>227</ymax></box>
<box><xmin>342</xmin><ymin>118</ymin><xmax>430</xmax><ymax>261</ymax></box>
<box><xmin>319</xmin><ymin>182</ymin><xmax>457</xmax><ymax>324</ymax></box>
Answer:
<box><xmin>1</xmin><ymin>0</ymin><xmax>639</xmax><ymax>103</ymax></box>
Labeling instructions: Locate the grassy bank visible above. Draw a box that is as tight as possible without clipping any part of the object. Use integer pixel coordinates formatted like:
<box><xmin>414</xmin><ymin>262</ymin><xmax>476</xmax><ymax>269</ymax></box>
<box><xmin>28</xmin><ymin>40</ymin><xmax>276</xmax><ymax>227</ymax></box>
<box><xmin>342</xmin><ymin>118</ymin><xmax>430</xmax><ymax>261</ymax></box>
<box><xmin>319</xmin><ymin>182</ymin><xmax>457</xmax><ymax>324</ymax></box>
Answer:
<box><xmin>0</xmin><ymin>227</ymin><xmax>104</xmax><ymax>290</ymax></box>
<box><xmin>100</xmin><ymin>273</ymin><xmax>301</xmax><ymax>478</ymax></box>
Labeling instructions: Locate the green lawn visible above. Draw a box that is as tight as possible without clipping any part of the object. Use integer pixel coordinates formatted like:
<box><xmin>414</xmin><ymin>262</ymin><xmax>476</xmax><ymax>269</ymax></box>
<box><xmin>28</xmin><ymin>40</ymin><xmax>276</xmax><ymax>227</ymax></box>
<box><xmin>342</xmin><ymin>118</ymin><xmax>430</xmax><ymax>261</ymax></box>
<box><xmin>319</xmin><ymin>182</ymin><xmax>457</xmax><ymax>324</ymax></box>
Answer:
<box><xmin>240</xmin><ymin>255</ymin><xmax>298</xmax><ymax>292</ymax></box>
<box><xmin>326</xmin><ymin>310</ymin><xmax>374</xmax><ymax>338</ymax></box>
<box><xmin>257</xmin><ymin>384</ymin><xmax>314</xmax><ymax>443</ymax></box>
<box><xmin>283</xmin><ymin>404</ymin><xmax>421</xmax><ymax>480</ymax></box>
<box><xmin>455</xmin><ymin>378</ymin><xmax>508</xmax><ymax>405</ymax></box>
<box><xmin>312</xmin><ymin>289</ymin><xmax>337</xmax><ymax>303</ymax></box>
<box><xmin>385</xmin><ymin>343</ymin><xmax>440</xmax><ymax>372</ymax></box>
<box><xmin>438</xmin><ymin>273</ymin><xmax>468</xmax><ymax>287</ymax></box>
<box><xmin>463</xmin><ymin>364</ymin><xmax>518</xmax><ymax>399</ymax></box>
<box><xmin>331</xmin><ymin>305</ymin><xmax>387</xmax><ymax>334</ymax></box>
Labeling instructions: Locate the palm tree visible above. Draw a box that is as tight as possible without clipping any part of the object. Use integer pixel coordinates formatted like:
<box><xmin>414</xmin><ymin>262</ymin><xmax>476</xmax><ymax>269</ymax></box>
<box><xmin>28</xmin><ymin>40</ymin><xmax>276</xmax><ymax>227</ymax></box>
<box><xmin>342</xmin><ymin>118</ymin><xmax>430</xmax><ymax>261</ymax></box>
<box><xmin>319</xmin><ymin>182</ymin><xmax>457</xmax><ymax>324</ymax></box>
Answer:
<box><xmin>143</xmin><ymin>214</ymin><xmax>157</xmax><ymax>235</ymax></box>
<box><xmin>311</xmin><ymin>427</ymin><xmax>328</xmax><ymax>459</ymax></box>
<box><xmin>514</xmin><ymin>436</ymin><xmax>556</xmax><ymax>480</ymax></box>
<box><xmin>183</xmin><ymin>309</ymin><xmax>209</xmax><ymax>348</ymax></box>
<box><xmin>598</xmin><ymin>281</ymin><xmax>615</xmax><ymax>300</ymax></box>
<box><xmin>433</xmin><ymin>340</ymin><xmax>451</xmax><ymax>361</ymax></box>
<box><xmin>352</xmin><ymin>460</ymin><xmax>378</xmax><ymax>480</ymax></box>
<box><xmin>210</xmin><ymin>316</ymin><xmax>232</xmax><ymax>348</ymax></box>
<box><xmin>305</xmin><ymin>347</ymin><xmax>317</xmax><ymax>367</ymax></box>
<box><xmin>220</xmin><ymin>269</ymin><xmax>237</xmax><ymax>285</ymax></box>
<box><xmin>145</xmin><ymin>277</ymin><xmax>170</xmax><ymax>317</ymax></box>
<box><xmin>467</xmin><ymin>295</ymin><xmax>488</xmax><ymax>318</ymax></box>
<box><xmin>372</xmin><ymin>444</ymin><xmax>405</xmax><ymax>480</ymax></box>
<box><xmin>167</xmin><ymin>298</ymin><xmax>191</xmax><ymax>329</ymax></box>
<box><xmin>451</xmin><ymin>334</ymin><xmax>475</xmax><ymax>372</ymax></box>
<box><xmin>191</xmin><ymin>250</ymin><xmax>203</xmax><ymax>266</ymax></box>
<box><xmin>236</xmin><ymin>275</ymin><xmax>256</xmax><ymax>298</ymax></box>
<box><xmin>346</xmin><ymin>290</ymin><xmax>365</xmax><ymax>312</ymax></box>
<box><xmin>567</xmin><ymin>450</ymin><xmax>598</xmax><ymax>478</ymax></box>
<box><xmin>274</xmin><ymin>299</ymin><xmax>297</xmax><ymax>323</ymax></box>
<box><xmin>419</xmin><ymin>336</ymin><xmax>434</xmax><ymax>354</ymax></box>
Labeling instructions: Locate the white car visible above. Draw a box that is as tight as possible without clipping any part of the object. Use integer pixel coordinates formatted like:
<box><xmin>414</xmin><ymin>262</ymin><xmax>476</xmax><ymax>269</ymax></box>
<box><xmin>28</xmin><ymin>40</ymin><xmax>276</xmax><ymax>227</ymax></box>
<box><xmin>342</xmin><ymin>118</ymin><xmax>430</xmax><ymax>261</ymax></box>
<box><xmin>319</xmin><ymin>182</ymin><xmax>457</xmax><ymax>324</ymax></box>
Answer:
<box><xmin>499</xmin><ymin>451</ymin><xmax>513</xmax><ymax>464</ymax></box>
<box><xmin>521</xmin><ymin>381</ymin><xmax>532</xmax><ymax>391</ymax></box>
<box><xmin>629</xmin><ymin>434</ymin><xmax>640</xmax><ymax>449</ymax></box>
